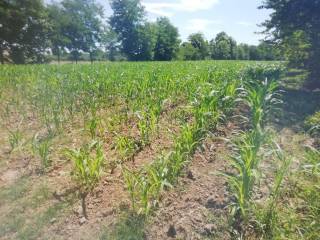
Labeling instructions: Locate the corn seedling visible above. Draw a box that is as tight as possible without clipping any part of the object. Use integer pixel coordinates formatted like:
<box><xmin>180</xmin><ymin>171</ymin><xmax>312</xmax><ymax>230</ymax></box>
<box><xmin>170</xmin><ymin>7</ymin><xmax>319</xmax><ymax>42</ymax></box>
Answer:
<box><xmin>304</xmin><ymin>145</ymin><xmax>320</xmax><ymax>175</ymax></box>
<box><xmin>8</xmin><ymin>129</ymin><xmax>23</xmax><ymax>153</ymax></box>
<box><xmin>137</xmin><ymin>112</ymin><xmax>151</xmax><ymax>146</ymax></box>
<box><xmin>223</xmin><ymin>129</ymin><xmax>266</xmax><ymax>221</ymax></box>
<box><xmin>114</xmin><ymin>135</ymin><xmax>140</xmax><ymax>162</ymax></box>
<box><xmin>224</xmin><ymin>72</ymin><xmax>281</xmax><ymax>223</ymax></box>
<box><xmin>65</xmin><ymin>140</ymin><xmax>105</xmax><ymax>219</ymax></box>
<box><xmin>32</xmin><ymin>135</ymin><xmax>52</xmax><ymax>172</ymax></box>
<box><xmin>243</xmin><ymin>78</ymin><xmax>281</xmax><ymax>130</ymax></box>
<box><xmin>261</xmin><ymin>144</ymin><xmax>292</xmax><ymax>236</ymax></box>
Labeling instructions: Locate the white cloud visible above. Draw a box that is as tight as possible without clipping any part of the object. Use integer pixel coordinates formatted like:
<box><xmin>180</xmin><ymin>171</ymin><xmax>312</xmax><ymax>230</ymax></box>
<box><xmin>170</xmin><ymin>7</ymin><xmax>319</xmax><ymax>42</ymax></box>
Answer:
<box><xmin>142</xmin><ymin>0</ymin><xmax>219</xmax><ymax>16</ymax></box>
<box><xmin>185</xmin><ymin>19</ymin><xmax>221</xmax><ymax>32</ymax></box>
<box><xmin>181</xmin><ymin>18</ymin><xmax>222</xmax><ymax>40</ymax></box>
<box><xmin>236</xmin><ymin>21</ymin><xmax>254</xmax><ymax>27</ymax></box>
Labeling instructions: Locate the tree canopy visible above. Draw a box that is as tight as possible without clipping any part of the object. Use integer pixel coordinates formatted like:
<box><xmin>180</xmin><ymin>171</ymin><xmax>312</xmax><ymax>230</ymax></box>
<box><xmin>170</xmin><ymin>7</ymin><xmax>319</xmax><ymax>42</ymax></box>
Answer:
<box><xmin>260</xmin><ymin>0</ymin><xmax>320</xmax><ymax>88</ymax></box>
<box><xmin>0</xmin><ymin>0</ymin><xmax>50</xmax><ymax>64</ymax></box>
<box><xmin>154</xmin><ymin>17</ymin><xmax>180</xmax><ymax>61</ymax></box>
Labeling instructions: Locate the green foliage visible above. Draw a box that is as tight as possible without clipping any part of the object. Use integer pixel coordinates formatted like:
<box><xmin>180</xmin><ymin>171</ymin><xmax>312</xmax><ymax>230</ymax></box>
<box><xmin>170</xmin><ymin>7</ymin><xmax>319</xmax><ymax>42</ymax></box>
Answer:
<box><xmin>114</xmin><ymin>135</ymin><xmax>140</xmax><ymax>162</ymax></box>
<box><xmin>59</xmin><ymin>0</ymin><xmax>105</xmax><ymax>63</ymax></box>
<box><xmin>65</xmin><ymin>139</ymin><xmax>105</xmax><ymax>218</ymax></box>
<box><xmin>304</xmin><ymin>146</ymin><xmax>320</xmax><ymax>175</ymax></box>
<box><xmin>153</xmin><ymin>17</ymin><xmax>180</xmax><ymax>61</ymax></box>
<box><xmin>0</xmin><ymin>0</ymin><xmax>50</xmax><ymax>64</ymax></box>
<box><xmin>255</xmin><ymin>145</ymin><xmax>320</xmax><ymax>239</ymax></box>
<box><xmin>65</xmin><ymin>140</ymin><xmax>105</xmax><ymax>193</ymax></box>
<box><xmin>32</xmin><ymin>135</ymin><xmax>52</xmax><ymax>171</ymax></box>
<box><xmin>260</xmin><ymin>0</ymin><xmax>320</xmax><ymax>89</ymax></box>
<box><xmin>256</xmin><ymin>146</ymin><xmax>292</xmax><ymax>237</ymax></box>
<box><xmin>224</xmin><ymin>129</ymin><xmax>267</xmax><ymax>220</ymax></box>
<box><xmin>8</xmin><ymin>129</ymin><xmax>23</xmax><ymax>153</ymax></box>
<box><xmin>244</xmin><ymin>79</ymin><xmax>281</xmax><ymax>130</ymax></box>
<box><xmin>305</xmin><ymin>111</ymin><xmax>320</xmax><ymax>135</ymax></box>
<box><xmin>282</xmin><ymin>30</ymin><xmax>311</xmax><ymax>68</ymax></box>
<box><xmin>109</xmin><ymin>0</ymin><xmax>147</xmax><ymax>61</ymax></box>
<box><xmin>211</xmin><ymin>32</ymin><xmax>237</xmax><ymax>60</ymax></box>
<box><xmin>224</xmin><ymin>67</ymin><xmax>282</xmax><ymax>222</ymax></box>
<box><xmin>121</xmin><ymin>70</ymin><xmax>242</xmax><ymax>215</ymax></box>
<box><xmin>188</xmin><ymin>33</ymin><xmax>209</xmax><ymax>60</ymax></box>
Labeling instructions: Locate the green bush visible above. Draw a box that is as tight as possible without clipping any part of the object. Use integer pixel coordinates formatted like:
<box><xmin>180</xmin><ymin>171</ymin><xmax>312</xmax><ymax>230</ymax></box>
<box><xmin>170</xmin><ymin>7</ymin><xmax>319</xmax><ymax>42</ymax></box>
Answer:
<box><xmin>305</xmin><ymin>111</ymin><xmax>320</xmax><ymax>135</ymax></box>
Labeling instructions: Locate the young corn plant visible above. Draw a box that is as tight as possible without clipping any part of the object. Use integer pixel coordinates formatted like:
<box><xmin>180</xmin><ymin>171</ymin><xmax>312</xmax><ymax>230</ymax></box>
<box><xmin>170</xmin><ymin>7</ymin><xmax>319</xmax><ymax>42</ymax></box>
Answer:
<box><xmin>85</xmin><ymin>116</ymin><xmax>102</xmax><ymax>139</ymax></box>
<box><xmin>224</xmin><ymin>129</ymin><xmax>267</xmax><ymax>221</ymax></box>
<box><xmin>65</xmin><ymin>140</ymin><xmax>105</xmax><ymax>219</ymax></box>
<box><xmin>32</xmin><ymin>135</ymin><xmax>52</xmax><ymax>172</ymax></box>
<box><xmin>225</xmin><ymin>76</ymin><xmax>281</xmax><ymax>222</ymax></box>
<box><xmin>114</xmin><ymin>135</ymin><xmax>140</xmax><ymax>163</ymax></box>
<box><xmin>243</xmin><ymin>78</ymin><xmax>282</xmax><ymax>130</ymax></box>
<box><xmin>122</xmin><ymin>167</ymin><xmax>140</xmax><ymax>211</ymax></box>
<box><xmin>304</xmin><ymin>145</ymin><xmax>320</xmax><ymax>175</ymax></box>
<box><xmin>261</xmin><ymin>144</ymin><xmax>292</xmax><ymax>237</ymax></box>
<box><xmin>137</xmin><ymin>111</ymin><xmax>151</xmax><ymax>146</ymax></box>
<box><xmin>122</xmin><ymin>166</ymin><xmax>156</xmax><ymax>215</ymax></box>
<box><xmin>8</xmin><ymin>129</ymin><xmax>23</xmax><ymax>153</ymax></box>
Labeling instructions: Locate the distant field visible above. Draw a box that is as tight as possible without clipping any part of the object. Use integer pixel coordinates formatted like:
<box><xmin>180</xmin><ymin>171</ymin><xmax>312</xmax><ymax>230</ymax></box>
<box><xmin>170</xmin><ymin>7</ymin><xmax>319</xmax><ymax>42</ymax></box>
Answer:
<box><xmin>1</xmin><ymin>61</ymin><xmax>318</xmax><ymax>240</ymax></box>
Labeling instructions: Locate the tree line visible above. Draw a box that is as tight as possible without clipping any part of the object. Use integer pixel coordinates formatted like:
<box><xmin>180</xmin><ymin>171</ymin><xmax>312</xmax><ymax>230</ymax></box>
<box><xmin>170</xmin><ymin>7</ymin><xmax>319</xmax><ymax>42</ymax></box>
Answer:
<box><xmin>0</xmin><ymin>0</ymin><xmax>280</xmax><ymax>64</ymax></box>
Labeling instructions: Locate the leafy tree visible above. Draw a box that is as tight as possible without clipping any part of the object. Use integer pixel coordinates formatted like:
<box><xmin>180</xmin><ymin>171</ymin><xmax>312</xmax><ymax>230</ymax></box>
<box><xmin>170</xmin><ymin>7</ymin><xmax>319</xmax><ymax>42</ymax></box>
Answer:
<box><xmin>178</xmin><ymin>42</ymin><xmax>198</xmax><ymax>60</ymax></box>
<box><xmin>59</xmin><ymin>0</ymin><xmax>105</xmax><ymax>63</ymax></box>
<box><xmin>188</xmin><ymin>33</ymin><xmax>209</xmax><ymax>60</ymax></box>
<box><xmin>0</xmin><ymin>0</ymin><xmax>50</xmax><ymax>64</ymax></box>
<box><xmin>236</xmin><ymin>43</ymin><xmax>250</xmax><ymax>60</ymax></box>
<box><xmin>260</xmin><ymin>0</ymin><xmax>320</xmax><ymax>89</ymax></box>
<box><xmin>211</xmin><ymin>32</ymin><xmax>237</xmax><ymax>60</ymax></box>
<box><xmin>47</xmin><ymin>3</ymin><xmax>71</xmax><ymax>63</ymax></box>
<box><xmin>135</xmin><ymin>22</ymin><xmax>157</xmax><ymax>61</ymax></box>
<box><xmin>101</xmin><ymin>28</ymin><xmax>121</xmax><ymax>61</ymax></box>
<box><xmin>281</xmin><ymin>30</ymin><xmax>311</xmax><ymax>68</ymax></box>
<box><xmin>257</xmin><ymin>42</ymin><xmax>280</xmax><ymax>61</ymax></box>
<box><xmin>248</xmin><ymin>45</ymin><xmax>260</xmax><ymax>60</ymax></box>
<box><xmin>109</xmin><ymin>0</ymin><xmax>147</xmax><ymax>61</ymax></box>
<box><xmin>154</xmin><ymin>17</ymin><xmax>180</xmax><ymax>61</ymax></box>
<box><xmin>178</xmin><ymin>33</ymin><xmax>208</xmax><ymax>60</ymax></box>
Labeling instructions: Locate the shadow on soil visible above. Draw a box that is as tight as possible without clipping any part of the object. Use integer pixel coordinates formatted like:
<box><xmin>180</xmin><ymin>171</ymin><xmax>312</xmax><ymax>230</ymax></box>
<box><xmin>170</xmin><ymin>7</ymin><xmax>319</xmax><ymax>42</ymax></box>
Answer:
<box><xmin>274</xmin><ymin>87</ymin><xmax>320</xmax><ymax>131</ymax></box>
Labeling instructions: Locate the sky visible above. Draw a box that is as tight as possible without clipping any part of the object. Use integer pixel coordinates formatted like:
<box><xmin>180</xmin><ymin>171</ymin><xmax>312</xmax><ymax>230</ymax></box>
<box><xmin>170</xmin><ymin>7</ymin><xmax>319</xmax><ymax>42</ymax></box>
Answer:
<box><xmin>56</xmin><ymin>0</ymin><xmax>273</xmax><ymax>45</ymax></box>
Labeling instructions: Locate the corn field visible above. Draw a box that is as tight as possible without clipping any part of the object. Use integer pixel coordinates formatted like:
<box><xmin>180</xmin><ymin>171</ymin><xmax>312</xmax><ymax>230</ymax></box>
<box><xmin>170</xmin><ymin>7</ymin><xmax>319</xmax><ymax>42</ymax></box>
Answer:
<box><xmin>1</xmin><ymin>61</ymin><xmax>298</xmax><ymax>239</ymax></box>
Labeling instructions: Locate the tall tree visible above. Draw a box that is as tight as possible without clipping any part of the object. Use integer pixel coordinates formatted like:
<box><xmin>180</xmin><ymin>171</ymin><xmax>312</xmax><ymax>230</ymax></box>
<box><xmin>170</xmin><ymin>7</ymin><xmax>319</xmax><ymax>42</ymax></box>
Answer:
<box><xmin>211</xmin><ymin>32</ymin><xmax>237</xmax><ymax>60</ymax></box>
<box><xmin>188</xmin><ymin>33</ymin><xmax>209</xmax><ymax>60</ymax></box>
<box><xmin>260</xmin><ymin>0</ymin><xmax>320</xmax><ymax>89</ymax></box>
<box><xmin>153</xmin><ymin>17</ymin><xmax>180</xmax><ymax>61</ymax></box>
<box><xmin>178</xmin><ymin>42</ymin><xmax>198</xmax><ymax>61</ymax></box>
<box><xmin>134</xmin><ymin>22</ymin><xmax>157</xmax><ymax>61</ymax></box>
<box><xmin>236</xmin><ymin>43</ymin><xmax>250</xmax><ymax>60</ymax></box>
<box><xmin>47</xmin><ymin>3</ymin><xmax>70</xmax><ymax>63</ymax></box>
<box><xmin>109</xmin><ymin>0</ymin><xmax>147</xmax><ymax>61</ymax></box>
<box><xmin>0</xmin><ymin>0</ymin><xmax>50</xmax><ymax>64</ymax></box>
<box><xmin>59</xmin><ymin>0</ymin><xmax>104</xmax><ymax>63</ymax></box>
<box><xmin>102</xmin><ymin>28</ymin><xmax>120</xmax><ymax>61</ymax></box>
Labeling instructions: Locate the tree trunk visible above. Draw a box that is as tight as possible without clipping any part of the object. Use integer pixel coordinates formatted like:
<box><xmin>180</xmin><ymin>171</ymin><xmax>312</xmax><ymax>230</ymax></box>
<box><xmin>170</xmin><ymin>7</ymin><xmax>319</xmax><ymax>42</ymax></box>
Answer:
<box><xmin>90</xmin><ymin>52</ymin><xmax>93</xmax><ymax>64</ymax></box>
<box><xmin>0</xmin><ymin>48</ymin><xmax>4</xmax><ymax>64</ymax></box>
<box><xmin>57</xmin><ymin>47</ymin><xmax>61</xmax><ymax>64</ymax></box>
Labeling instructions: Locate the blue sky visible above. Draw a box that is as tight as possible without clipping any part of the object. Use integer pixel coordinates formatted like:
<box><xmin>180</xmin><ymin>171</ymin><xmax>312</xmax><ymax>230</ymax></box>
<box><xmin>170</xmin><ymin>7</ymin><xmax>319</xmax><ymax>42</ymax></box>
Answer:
<box><xmin>95</xmin><ymin>0</ymin><xmax>272</xmax><ymax>45</ymax></box>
